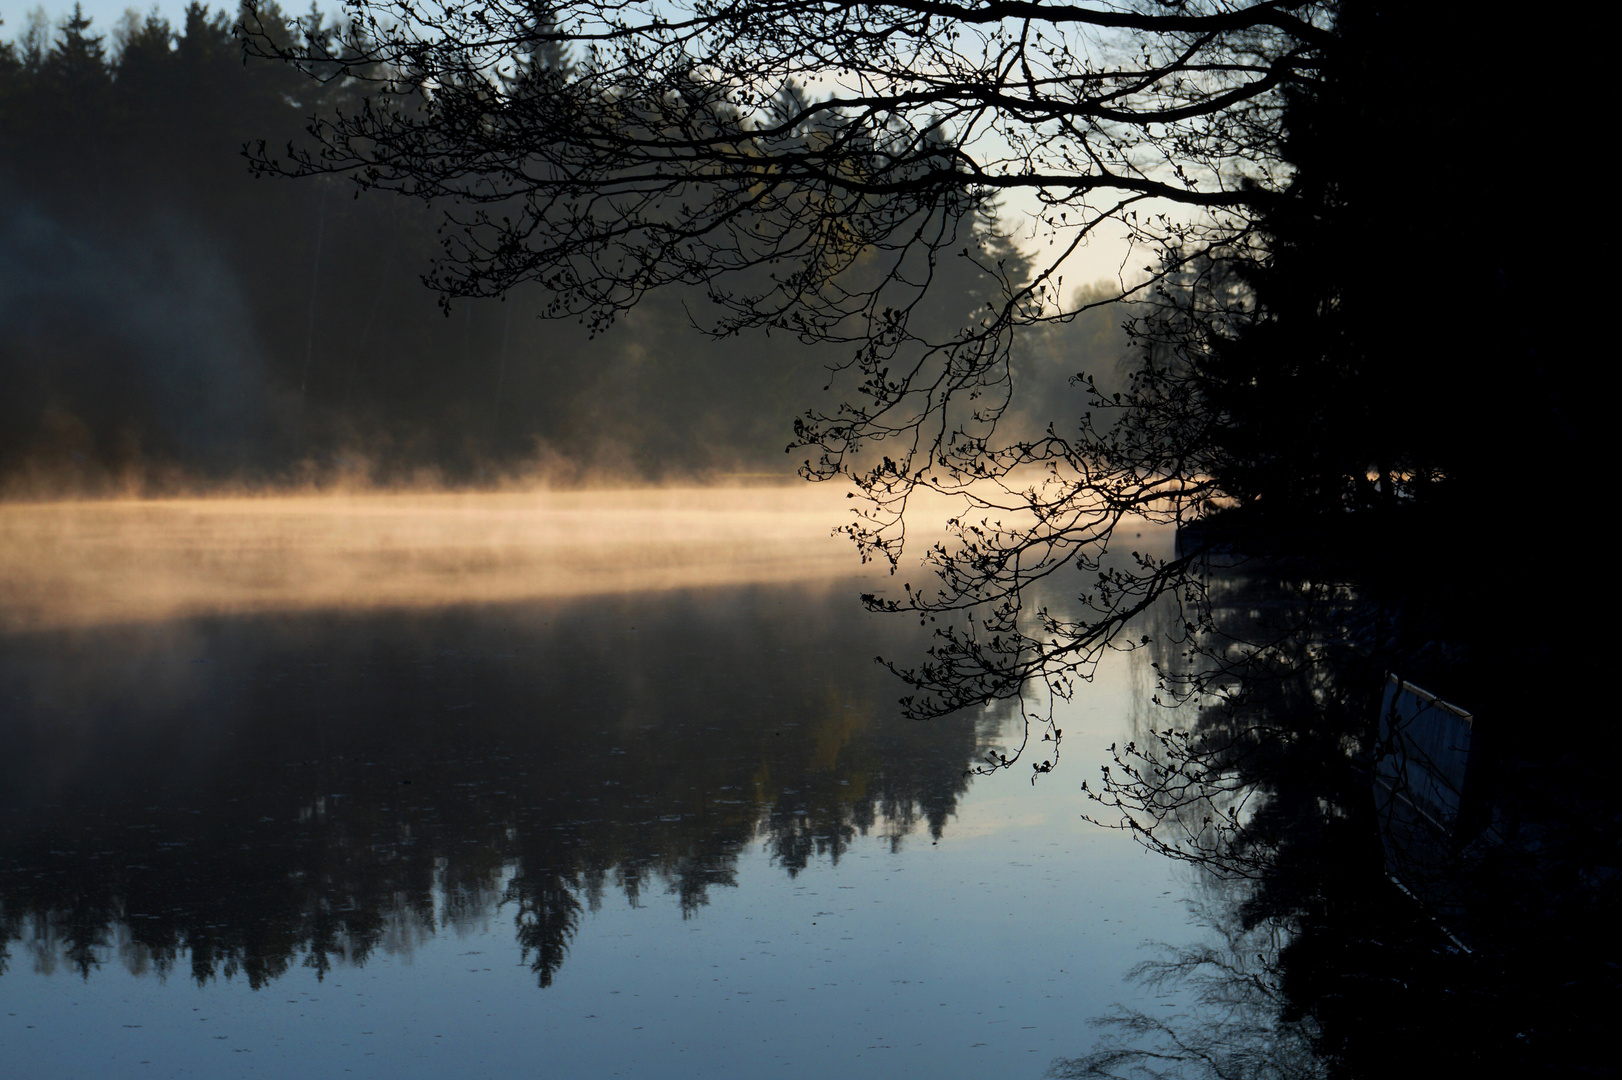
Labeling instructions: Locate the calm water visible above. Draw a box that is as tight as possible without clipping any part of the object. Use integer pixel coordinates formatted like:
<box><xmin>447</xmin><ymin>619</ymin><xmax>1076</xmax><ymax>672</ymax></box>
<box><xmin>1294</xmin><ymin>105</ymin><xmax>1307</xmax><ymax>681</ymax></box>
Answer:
<box><xmin>0</xmin><ymin>491</ymin><xmax>1192</xmax><ymax>1078</ymax></box>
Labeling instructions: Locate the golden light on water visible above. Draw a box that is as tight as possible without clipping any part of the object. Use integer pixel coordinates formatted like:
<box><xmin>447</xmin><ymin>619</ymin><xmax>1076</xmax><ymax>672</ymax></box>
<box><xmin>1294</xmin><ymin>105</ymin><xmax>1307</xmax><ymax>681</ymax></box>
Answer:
<box><xmin>0</xmin><ymin>487</ymin><xmax>891</xmax><ymax>631</ymax></box>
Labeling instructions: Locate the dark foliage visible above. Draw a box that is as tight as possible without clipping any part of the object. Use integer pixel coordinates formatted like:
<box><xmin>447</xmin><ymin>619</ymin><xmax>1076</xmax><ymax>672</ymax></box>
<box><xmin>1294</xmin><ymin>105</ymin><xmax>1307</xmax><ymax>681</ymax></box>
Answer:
<box><xmin>3</xmin><ymin>4</ymin><xmax>1087</xmax><ymax>490</ymax></box>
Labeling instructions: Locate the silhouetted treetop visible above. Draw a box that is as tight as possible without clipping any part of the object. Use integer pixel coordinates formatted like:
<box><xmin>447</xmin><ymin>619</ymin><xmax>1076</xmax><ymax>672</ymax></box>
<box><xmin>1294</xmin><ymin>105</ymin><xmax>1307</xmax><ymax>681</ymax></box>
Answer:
<box><xmin>244</xmin><ymin>0</ymin><xmax>1325</xmax><ymax>483</ymax></box>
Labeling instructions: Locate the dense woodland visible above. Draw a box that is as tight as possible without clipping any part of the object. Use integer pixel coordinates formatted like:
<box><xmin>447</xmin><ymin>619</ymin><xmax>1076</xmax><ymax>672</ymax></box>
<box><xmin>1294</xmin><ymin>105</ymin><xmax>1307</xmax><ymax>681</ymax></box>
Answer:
<box><xmin>0</xmin><ymin>3</ymin><xmax>1119</xmax><ymax>492</ymax></box>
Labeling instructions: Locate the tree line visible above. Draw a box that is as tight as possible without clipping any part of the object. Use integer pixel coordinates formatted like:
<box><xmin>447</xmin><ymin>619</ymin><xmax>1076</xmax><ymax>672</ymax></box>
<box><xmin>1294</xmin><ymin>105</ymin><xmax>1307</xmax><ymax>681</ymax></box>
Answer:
<box><xmin>0</xmin><ymin>3</ymin><xmax>1122</xmax><ymax>492</ymax></box>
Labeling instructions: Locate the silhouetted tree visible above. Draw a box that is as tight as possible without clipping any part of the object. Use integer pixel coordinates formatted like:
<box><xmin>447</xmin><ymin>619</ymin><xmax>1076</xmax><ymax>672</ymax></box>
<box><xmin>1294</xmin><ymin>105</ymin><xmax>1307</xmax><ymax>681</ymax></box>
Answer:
<box><xmin>232</xmin><ymin>1</ymin><xmax>1325</xmax><ymax>742</ymax></box>
<box><xmin>240</xmin><ymin>0</ymin><xmax>1583</xmax><ymax>766</ymax></box>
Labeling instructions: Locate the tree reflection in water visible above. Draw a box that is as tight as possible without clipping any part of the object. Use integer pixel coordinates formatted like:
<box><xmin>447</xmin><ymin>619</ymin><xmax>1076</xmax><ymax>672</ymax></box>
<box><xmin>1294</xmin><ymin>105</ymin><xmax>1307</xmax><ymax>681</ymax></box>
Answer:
<box><xmin>1059</xmin><ymin>887</ymin><xmax>1324</xmax><ymax>1080</ymax></box>
<box><xmin>0</xmin><ymin>584</ymin><xmax>1003</xmax><ymax>990</ymax></box>
<box><xmin>1054</xmin><ymin>554</ymin><xmax>1617</xmax><ymax>1079</ymax></box>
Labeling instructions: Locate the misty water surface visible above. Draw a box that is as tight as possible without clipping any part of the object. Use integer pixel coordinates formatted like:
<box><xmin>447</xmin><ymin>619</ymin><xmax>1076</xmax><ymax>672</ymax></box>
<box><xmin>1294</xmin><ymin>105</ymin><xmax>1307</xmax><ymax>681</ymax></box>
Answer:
<box><xmin>0</xmin><ymin>489</ymin><xmax>1194</xmax><ymax>1079</ymax></box>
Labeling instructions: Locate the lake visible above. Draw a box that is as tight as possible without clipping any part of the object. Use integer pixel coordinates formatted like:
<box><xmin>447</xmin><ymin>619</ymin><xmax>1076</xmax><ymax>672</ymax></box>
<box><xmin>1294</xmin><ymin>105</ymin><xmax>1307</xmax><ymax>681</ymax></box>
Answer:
<box><xmin>0</xmin><ymin>488</ymin><xmax>1197</xmax><ymax>1078</ymax></box>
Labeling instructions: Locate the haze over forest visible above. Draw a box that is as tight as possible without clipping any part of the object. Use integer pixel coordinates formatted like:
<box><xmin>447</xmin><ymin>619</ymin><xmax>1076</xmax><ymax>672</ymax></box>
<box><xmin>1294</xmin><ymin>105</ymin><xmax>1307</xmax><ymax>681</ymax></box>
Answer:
<box><xmin>0</xmin><ymin>3</ymin><xmax>1125</xmax><ymax>495</ymax></box>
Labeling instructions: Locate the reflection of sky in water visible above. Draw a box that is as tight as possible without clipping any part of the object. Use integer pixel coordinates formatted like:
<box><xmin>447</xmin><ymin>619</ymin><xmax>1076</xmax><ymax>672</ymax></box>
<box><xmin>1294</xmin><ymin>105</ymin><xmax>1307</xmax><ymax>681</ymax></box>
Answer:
<box><xmin>0</xmin><ymin>492</ymin><xmax>1189</xmax><ymax>1078</ymax></box>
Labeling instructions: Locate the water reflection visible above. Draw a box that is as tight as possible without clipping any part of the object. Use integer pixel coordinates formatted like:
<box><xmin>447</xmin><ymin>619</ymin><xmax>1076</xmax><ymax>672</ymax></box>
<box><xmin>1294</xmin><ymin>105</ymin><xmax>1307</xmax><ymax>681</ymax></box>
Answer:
<box><xmin>0</xmin><ymin>582</ymin><xmax>999</xmax><ymax>990</ymax></box>
<box><xmin>1054</xmin><ymin>881</ymin><xmax>1325</xmax><ymax>1080</ymax></box>
<box><xmin>1060</xmin><ymin>553</ymin><xmax>1615</xmax><ymax>1079</ymax></box>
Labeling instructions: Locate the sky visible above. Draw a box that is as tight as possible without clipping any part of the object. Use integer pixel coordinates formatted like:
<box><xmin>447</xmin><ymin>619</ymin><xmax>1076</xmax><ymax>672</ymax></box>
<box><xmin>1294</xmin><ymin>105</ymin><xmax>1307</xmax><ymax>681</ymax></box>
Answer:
<box><xmin>3</xmin><ymin>1</ymin><xmax>180</xmax><ymax>39</ymax></box>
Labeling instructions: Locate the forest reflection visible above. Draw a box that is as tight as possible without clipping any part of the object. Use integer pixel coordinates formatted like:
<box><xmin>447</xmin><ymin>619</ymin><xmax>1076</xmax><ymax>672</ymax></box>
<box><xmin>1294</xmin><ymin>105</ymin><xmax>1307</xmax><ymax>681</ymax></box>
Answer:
<box><xmin>0</xmin><ymin>562</ymin><xmax>1006</xmax><ymax>990</ymax></box>
<box><xmin>1058</xmin><ymin>555</ymin><xmax>1611</xmax><ymax>1079</ymax></box>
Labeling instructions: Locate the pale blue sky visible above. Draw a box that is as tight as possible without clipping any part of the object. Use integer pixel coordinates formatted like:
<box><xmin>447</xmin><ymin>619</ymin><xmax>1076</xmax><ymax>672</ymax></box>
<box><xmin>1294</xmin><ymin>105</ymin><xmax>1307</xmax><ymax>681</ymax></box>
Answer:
<box><xmin>2</xmin><ymin>2</ymin><xmax>292</xmax><ymax>46</ymax></box>
<box><xmin>4</xmin><ymin>2</ymin><xmax>162</xmax><ymax>34</ymax></box>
